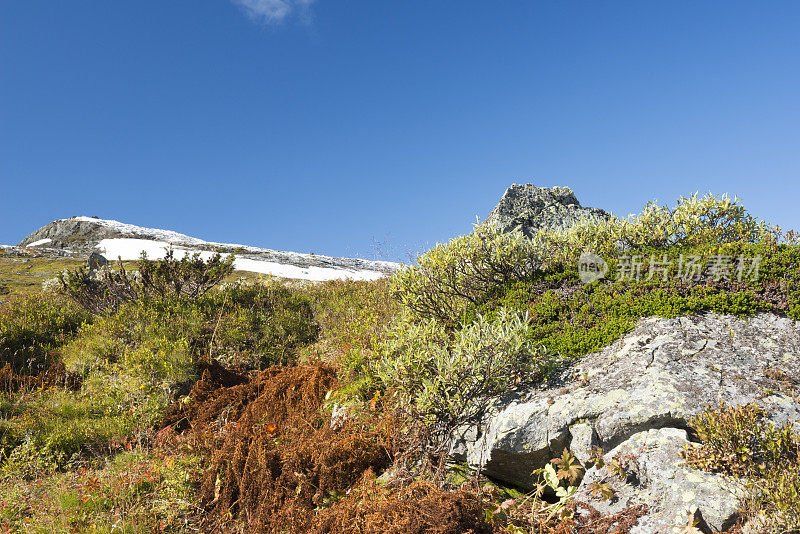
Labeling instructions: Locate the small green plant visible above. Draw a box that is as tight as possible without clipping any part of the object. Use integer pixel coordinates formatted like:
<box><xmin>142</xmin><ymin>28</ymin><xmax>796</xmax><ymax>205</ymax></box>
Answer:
<box><xmin>685</xmin><ymin>403</ymin><xmax>798</xmax><ymax>478</ymax></box>
<box><xmin>0</xmin><ymin>448</ymin><xmax>202</xmax><ymax>532</ymax></box>
<box><xmin>0</xmin><ymin>293</ymin><xmax>89</xmax><ymax>374</ymax></box>
<box><xmin>539</xmin><ymin>192</ymin><xmax>778</xmax><ymax>266</ymax></box>
<box><xmin>1</xmin><ymin>388</ymin><xmax>144</xmax><ymax>474</ymax></box>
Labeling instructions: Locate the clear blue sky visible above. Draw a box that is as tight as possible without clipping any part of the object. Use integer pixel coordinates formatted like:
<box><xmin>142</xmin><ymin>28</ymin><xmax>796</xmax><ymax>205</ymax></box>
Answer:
<box><xmin>2</xmin><ymin>1</ymin><xmax>799</xmax><ymax>261</ymax></box>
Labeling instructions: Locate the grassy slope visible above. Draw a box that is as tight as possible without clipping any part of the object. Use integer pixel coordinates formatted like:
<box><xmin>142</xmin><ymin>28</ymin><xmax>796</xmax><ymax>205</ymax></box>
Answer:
<box><xmin>2</xmin><ymin>196</ymin><xmax>800</xmax><ymax>532</ymax></box>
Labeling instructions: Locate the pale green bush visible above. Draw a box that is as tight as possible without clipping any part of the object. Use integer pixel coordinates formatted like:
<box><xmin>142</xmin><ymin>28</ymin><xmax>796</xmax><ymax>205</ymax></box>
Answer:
<box><xmin>377</xmin><ymin>307</ymin><xmax>551</xmax><ymax>443</ymax></box>
<box><xmin>393</xmin><ymin>193</ymin><xmax>773</xmax><ymax>328</ymax></box>
<box><xmin>393</xmin><ymin>224</ymin><xmax>543</xmax><ymax>327</ymax></box>
<box><xmin>540</xmin><ymin>192</ymin><xmax>776</xmax><ymax>265</ymax></box>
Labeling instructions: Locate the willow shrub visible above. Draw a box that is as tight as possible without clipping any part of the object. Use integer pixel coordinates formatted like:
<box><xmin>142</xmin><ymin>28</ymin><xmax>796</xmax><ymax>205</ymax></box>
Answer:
<box><xmin>392</xmin><ymin>224</ymin><xmax>544</xmax><ymax>328</ymax></box>
<box><xmin>62</xmin><ymin>280</ymin><xmax>319</xmax><ymax>416</ymax></box>
<box><xmin>539</xmin><ymin>192</ymin><xmax>781</xmax><ymax>266</ymax></box>
<box><xmin>377</xmin><ymin>308</ymin><xmax>552</xmax><ymax>447</ymax></box>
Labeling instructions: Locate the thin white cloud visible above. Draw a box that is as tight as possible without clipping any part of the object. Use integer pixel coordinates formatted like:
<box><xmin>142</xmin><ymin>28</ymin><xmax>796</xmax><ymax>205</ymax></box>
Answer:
<box><xmin>232</xmin><ymin>0</ymin><xmax>315</xmax><ymax>24</ymax></box>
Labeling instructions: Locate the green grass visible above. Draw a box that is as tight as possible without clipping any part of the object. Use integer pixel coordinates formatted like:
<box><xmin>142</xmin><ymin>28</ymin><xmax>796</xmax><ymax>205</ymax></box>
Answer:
<box><xmin>0</xmin><ymin>448</ymin><xmax>201</xmax><ymax>533</ymax></box>
<box><xmin>0</xmin><ymin>252</ymin><xmax>84</xmax><ymax>297</ymax></box>
<box><xmin>0</xmin><ymin>389</ymin><xmax>146</xmax><ymax>475</ymax></box>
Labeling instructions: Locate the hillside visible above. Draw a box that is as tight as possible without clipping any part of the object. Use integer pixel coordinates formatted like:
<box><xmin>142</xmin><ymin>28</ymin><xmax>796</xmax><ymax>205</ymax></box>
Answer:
<box><xmin>12</xmin><ymin>216</ymin><xmax>401</xmax><ymax>284</ymax></box>
<box><xmin>2</xmin><ymin>187</ymin><xmax>800</xmax><ymax>534</ymax></box>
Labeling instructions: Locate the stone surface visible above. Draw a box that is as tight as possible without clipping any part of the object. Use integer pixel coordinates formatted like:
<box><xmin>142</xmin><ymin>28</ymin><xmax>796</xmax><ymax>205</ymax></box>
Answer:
<box><xmin>87</xmin><ymin>252</ymin><xmax>108</xmax><ymax>271</ymax></box>
<box><xmin>577</xmin><ymin>428</ymin><xmax>743</xmax><ymax>534</ymax></box>
<box><xmin>452</xmin><ymin>312</ymin><xmax>800</xmax><ymax>530</ymax></box>
<box><xmin>19</xmin><ymin>217</ymin><xmax>127</xmax><ymax>251</ymax></box>
<box><xmin>485</xmin><ymin>183</ymin><xmax>610</xmax><ymax>237</ymax></box>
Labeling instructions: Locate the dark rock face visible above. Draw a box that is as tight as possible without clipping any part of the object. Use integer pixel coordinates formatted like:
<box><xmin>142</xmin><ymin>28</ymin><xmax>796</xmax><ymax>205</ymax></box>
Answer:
<box><xmin>452</xmin><ymin>312</ymin><xmax>800</xmax><ymax>532</ymax></box>
<box><xmin>485</xmin><ymin>184</ymin><xmax>610</xmax><ymax>237</ymax></box>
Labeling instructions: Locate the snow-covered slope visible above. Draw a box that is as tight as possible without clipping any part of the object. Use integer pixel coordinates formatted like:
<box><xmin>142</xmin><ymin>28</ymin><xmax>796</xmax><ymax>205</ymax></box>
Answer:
<box><xmin>19</xmin><ymin>217</ymin><xmax>402</xmax><ymax>282</ymax></box>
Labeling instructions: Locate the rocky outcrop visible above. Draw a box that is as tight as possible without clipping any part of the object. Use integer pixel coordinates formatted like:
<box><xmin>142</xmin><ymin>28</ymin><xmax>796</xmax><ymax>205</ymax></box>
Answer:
<box><xmin>485</xmin><ymin>184</ymin><xmax>610</xmax><ymax>237</ymax></box>
<box><xmin>452</xmin><ymin>312</ymin><xmax>800</xmax><ymax>532</ymax></box>
<box><xmin>19</xmin><ymin>217</ymin><xmax>131</xmax><ymax>251</ymax></box>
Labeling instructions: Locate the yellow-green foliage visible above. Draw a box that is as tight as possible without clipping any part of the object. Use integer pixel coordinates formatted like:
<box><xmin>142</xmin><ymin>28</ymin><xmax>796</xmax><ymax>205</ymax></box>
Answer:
<box><xmin>62</xmin><ymin>299</ymin><xmax>198</xmax><ymax>402</ymax></box>
<box><xmin>393</xmin><ymin>193</ymin><xmax>781</xmax><ymax>331</ymax></box>
<box><xmin>539</xmin><ymin>192</ymin><xmax>780</xmax><ymax>266</ymax></box>
<box><xmin>212</xmin><ymin>280</ymin><xmax>319</xmax><ymax>368</ymax></box>
<box><xmin>498</xmin><ymin>273</ymin><xmax>776</xmax><ymax>358</ymax></box>
<box><xmin>0</xmin><ymin>263</ymin><xmax>321</xmax><ymax>480</ymax></box>
<box><xmin>381</xmin><ymin>192</ymin><xmax>800</xmax><ymax>445</ymax></box>
<box><xmin>0</xmin><ymin>251</ymin><xmax>85</xmax><ymax>297</ymax></box>
<box><xmin>377</xmin><ymin>308</ymin><xmax>552</xmax><ymax>432</ymax></box>
<box><xmin>299</xmin><ymin>279</ymin><xmax>399</xmax><ymax>401</ymax></box>
<box><xmin>0</xmin><ymin>449</ymin><xmax>201</xmax><ymax>533</ymax></box>
<box><xmin>0</xmin><ymin>293</ymin><xmax>89</xmax><ymax>373</ymax></box>
<box><xmin>59</xmin><ymin>250</ymin><xmax>235</xmax><ymax>316</ymax></box>
<box><xmin>686</xmin><ymin>403</ymin><xmax>800</xmax><ymax>531</ymax></box>
<box><xmin>393</xmin><ymin>223</ymin><xmax>541</xmax><ymax>327</ymax></box>
<box><xmin>63</xmin><ymin>281</ymin><xmax>319</xmax><ymax>397</ymax></box>
<box><xmin>0</xmin><ymin>389</ymin><xmax>143</xmax><ymax>474</ymax></box>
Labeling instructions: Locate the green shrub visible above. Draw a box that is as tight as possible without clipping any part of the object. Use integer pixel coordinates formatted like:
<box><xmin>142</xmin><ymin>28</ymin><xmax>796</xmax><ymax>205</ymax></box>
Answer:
<box><xmin>61</xmin><ymin>279</ymin><xmax>320</xmax><ymax>418</ymax></box>
<box><xmin>0</xmin><ymin>449</ymin><xmax>202</xmax><ymax>532</ymax></box>
<box><xmin>393</xmin><ymin>223</ymin><xmax>542</xmax><ymax>328</ymax></box>
<box><xmin>0</xmin><ymin>294</ymin><xmax>89</xmax><ymax>373</ymax></box>
<box><xmin>1</xmin><ymin>389</ymin><xmax>143</xmax><ymax>475</ymax></box>
<box><xmin>212</xmin><ymin>280</ymin><xmax>319</xmax><ymax>368</ymax></box>
<box><xmin>59</xmin><ymin>250</ymin><xmax>235</xmax><ymax>315</ymax></box>
<box><xmin>685</xmin><ymin>403</ymin><xmax>800</xmax><ymax>532</ymax></box>
<box><xmin>495</xmin><ymin>275</ymin><xmax>776</xmax><ymax>358</ymax></box>
<box><xmin>377</xmin><ymin>308</ymin><xmax>553</xmax><ymax>446</ymax></box>
<box><xmin>61</xmin><ymin>298</ymin><xmax>197</xmax><ymax>399</ymax></box>
<box><xmin>299</xmin><ymin>279</ymin><xmax>399</xmax><ymax>401</ymax></box>
<box><xmin>539</xmin><ymin>193</ymin><xmax>779</xmax><ymax>266</ymax></box>
<box><xmin>393</xmin><ymin>193</ymin><xmax>781</xmax><ymax>333</ymax></box>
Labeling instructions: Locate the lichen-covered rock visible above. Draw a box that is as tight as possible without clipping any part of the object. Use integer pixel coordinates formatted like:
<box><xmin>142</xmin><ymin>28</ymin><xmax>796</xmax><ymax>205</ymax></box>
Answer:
<box><xmin>454</xmin><ymin>312</ymin><xmax>800</xmax><ymax>496</ymax></box>
<box><xmin>576</xmin><ymin>428</ymin><xmax>743</xmax><ymax>534</ymax></box>
<box><xmin>484</xmin><ymin>183</ymin><xmax>610</xmax><ymax>237</ymax></box>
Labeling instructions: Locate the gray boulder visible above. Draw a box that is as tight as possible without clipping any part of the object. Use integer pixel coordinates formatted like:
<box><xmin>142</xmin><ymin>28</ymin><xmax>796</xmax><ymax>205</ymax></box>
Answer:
<box><xmin>577</xmin><ymin>428</ymin><xmax>743</xmax><ymax>534</ymax></box>
<box><xmin>87</xmin><ymin>252</ymin><xmax>108</xmax><ymax>271</ymax></box>
<box><xmin>452</xmin><ymin>312</ymin><xmax>800</xmax><ymax>532</ymax></box>
<box><xmin>485</xmin><ymin>183</ymin><xmax>610</xmax><ymax>237</ymax></box>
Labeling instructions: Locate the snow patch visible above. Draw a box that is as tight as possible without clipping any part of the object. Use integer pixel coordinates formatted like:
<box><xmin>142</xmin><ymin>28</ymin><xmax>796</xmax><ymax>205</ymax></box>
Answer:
<box><xmin>96</xmin><ymin>239</ymin><xmax>388</xmax><ymax>282</ymax></box>
<box><xmin>27</xmin><ymin>238</ymin><xmax>52</xmax><ymax>247</ymax></box>
<box><xmin>72</xmin><ymin>217</ymin><xmax>402</xmax><ymax>272</ymax></box>
<box><xmin>73</xmin><ymin>217</ymin><xmax>206</xmax><ymax>245</ymax></box>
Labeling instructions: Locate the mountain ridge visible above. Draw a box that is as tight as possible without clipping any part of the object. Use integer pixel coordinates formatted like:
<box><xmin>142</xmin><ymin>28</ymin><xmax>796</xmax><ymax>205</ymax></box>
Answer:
<box><xmin>17</xmin><ymin>216</ymin><xmax>401</xmax><ymax>282</ymax></box>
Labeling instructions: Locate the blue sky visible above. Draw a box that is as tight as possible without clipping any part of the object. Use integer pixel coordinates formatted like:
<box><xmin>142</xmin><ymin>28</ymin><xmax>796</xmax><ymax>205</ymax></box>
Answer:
<box><xmin>2</xmin><ymin>1</ymin><xmax>799</xmax><ymax>261</ymax></box>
